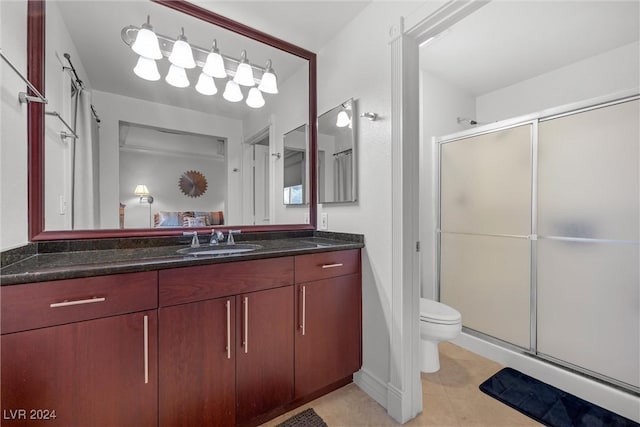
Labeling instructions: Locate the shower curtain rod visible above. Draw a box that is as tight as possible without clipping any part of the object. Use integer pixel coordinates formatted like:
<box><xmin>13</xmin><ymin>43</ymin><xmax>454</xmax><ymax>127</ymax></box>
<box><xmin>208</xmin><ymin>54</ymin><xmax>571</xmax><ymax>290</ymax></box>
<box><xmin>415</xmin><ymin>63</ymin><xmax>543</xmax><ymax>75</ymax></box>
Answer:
<box><xmin>333</xmin><ymin>148</ymin><xmax>353</xmax><ymax>156</ymax></box>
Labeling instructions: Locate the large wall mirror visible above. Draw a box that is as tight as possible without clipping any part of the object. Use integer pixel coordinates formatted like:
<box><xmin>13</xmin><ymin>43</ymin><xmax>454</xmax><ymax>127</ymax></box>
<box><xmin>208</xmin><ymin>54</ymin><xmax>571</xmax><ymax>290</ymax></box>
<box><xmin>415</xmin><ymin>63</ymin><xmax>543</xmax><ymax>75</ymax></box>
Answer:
<box><xmin>317</xmin><ymin>99</ymin><xmax>356</xmax><ymax>203</ymax></box>
<box><xmin>27</xmin><ymin>0</ymin><xmax>317</xmax><ymax>240</ymax></box>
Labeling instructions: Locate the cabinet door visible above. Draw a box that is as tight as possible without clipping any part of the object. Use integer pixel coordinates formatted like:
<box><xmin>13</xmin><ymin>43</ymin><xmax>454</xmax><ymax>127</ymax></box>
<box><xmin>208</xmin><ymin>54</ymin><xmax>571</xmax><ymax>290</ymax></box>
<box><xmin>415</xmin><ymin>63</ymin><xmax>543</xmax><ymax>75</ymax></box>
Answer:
<box><xmin>236</xmin><ymin>286</ymin><xmax>294</xmax><ymax>425</ymax></box>
<box><xmin>159</xmin><ymin>297</ymin><xmax>235</xmax><ymax>427</ymax></box>
<box><xmin>1</xmin><ymin>311</ymin><xmax>157</xmax><ymax>427</ymax></box>
<box><xmin>295</xmin><ymin>274</ymin><xmax>361</xmax><ymax>398</ymax></box>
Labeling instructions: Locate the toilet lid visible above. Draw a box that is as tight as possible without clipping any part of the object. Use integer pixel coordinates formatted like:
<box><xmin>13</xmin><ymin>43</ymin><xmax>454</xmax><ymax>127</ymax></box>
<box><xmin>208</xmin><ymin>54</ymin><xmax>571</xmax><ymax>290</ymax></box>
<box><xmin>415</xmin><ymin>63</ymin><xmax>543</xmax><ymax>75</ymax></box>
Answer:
<box><xmin>420</xmin><ymin>299</ymin><xmax>461</xmax><ymax>324</ymax></box>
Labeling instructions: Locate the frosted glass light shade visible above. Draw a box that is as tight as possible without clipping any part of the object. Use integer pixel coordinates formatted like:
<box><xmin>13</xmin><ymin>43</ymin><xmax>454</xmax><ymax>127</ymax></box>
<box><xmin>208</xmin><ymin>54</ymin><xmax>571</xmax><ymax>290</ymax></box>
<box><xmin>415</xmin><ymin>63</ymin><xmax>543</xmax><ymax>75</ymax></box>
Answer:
<box><xmin>223</xmin><ymin>80</ymin><xmax>243</xmax><ymax>102</ymax></box>
<box><xmin>336</xmin><ymin>110</ymin><xmax>350</xmax><ymax>127</ymax></box>
<box><xmin>258</xmin><ymin>70</ymin><xmax>278</xmax><ymax>94</ymax></box>
<box><xmin>131</xmin><ymin>26</ymin><xmax>162</xmax><ymax>60</ymax></box>
<box><xmin>165</xmin><ymin>64</ymin><xmax>189</xmax><ymax>88</ymax></box>
<box><xmin>133</xmin><ymin>56</ymin><xmax>160</xmax><ymax>81</ymax></box>
<box><xmin>168</xmin><ymin>37</ymin><xmax>196</xmax><ymax>69</ymax></box>
<box><xmin>195</xmin><ymin>72</ymin><xmax>217</xmax><ymax>95</ymax></box>
<box><xmin>246</xmin><ymin>87</ymin><xmax>265</xmax><ymax>108</ymax></box>
<box><xmin>234</xmin><ymin>62</ymin><xmax>255</xmax><ymax>87</ymax></box>
<box><xmin>203</xmin><ymin>51</ymin><xmax>227</xmax><ymax>78</ymax></box>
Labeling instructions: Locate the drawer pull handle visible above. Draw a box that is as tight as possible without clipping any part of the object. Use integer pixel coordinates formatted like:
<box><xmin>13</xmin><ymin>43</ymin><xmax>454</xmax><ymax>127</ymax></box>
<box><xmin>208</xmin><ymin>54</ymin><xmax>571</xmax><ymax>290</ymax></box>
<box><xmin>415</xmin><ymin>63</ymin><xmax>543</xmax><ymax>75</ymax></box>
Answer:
<box><xmin>243</xmin><ymin>297</ymin><xmax>249</xmax><ymax>354</ymax></box>
<box><xmin>301</xmin><ymin>285</ymin><xmax>306</xmax><ymax>336</ymax></box>
<box><xmin>321</xmin><ymin>263</ymin><xmax>343</xmax><ymax>269</ymax></box>
<box><xmin>143</xmin><ymin>315</ymin><xmax>149</xmax><ymax>384</ymax></box>
<box><xmin>50</xmin><ymin>296</ymin><xmax>106</xmax><ymax>308</ymax></box>
<box><xmin>225</xmin><ymin>300</ymin><xmax>231</xmax><ymax>360</ymax></box>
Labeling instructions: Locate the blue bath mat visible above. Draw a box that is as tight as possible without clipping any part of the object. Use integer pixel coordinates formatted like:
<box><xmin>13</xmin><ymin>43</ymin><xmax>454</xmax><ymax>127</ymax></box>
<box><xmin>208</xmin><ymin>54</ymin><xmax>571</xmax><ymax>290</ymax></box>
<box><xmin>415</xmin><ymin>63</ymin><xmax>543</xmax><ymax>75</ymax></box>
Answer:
<box><xmin>479</xmin><ymin>368</ymin><xmax>639</xmax><ymax>427</ymax></box>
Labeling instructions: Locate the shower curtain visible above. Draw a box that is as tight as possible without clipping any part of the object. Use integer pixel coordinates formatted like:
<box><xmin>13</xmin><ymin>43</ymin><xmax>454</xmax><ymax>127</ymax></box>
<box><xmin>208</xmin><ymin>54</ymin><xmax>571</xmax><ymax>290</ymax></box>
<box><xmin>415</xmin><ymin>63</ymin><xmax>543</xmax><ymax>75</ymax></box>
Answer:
<box><xmin>333</xmin><ymin>151</ymin><xmax>353</xmax><ymax>202</ymax></box>
<box><xmin>73</xmin><ymin>89</ymin><xmax>100</xmax><ymax>229</ymax></box>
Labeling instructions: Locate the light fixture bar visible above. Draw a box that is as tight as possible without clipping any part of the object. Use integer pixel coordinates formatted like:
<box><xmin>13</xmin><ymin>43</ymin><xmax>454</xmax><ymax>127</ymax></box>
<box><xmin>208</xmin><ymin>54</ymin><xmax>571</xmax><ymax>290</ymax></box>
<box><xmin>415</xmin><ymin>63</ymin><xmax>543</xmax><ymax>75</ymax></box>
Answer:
<box><xmin>121</xmin><ymin>25</ymin><xmax>269</xmax><ymax>84</ymax></box>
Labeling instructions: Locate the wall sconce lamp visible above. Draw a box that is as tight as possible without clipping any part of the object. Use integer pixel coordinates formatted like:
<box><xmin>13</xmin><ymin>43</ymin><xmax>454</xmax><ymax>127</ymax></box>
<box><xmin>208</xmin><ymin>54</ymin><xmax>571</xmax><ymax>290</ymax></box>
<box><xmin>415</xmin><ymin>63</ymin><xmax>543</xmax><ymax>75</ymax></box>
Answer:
<box><xmin>360</xmin><ymin>112</ymin><xmax>378</xmax><ymax>121</ymax></box>
<box><xmin>134</xmin><ymin>184</ymin><xmax>154</xmax><ymax>204</ymax></box>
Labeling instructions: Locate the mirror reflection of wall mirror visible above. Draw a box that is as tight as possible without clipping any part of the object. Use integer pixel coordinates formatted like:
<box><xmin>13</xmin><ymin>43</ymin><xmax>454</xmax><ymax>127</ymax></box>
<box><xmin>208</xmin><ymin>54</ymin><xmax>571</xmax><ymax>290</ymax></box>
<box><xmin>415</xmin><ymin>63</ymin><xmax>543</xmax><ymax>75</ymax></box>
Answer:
<box><xmin>35</xmin><ymin>0</ymin><xmax>314</xmax><ymax>236</ymax></box>
<box><xmin>282</xmin><ymin>124</ymin><xmax>308</xmax><ymax>205</ymax></box>
<box><xmin>317</xmin><ymin>99</ymin><xmax>357</xmax><ymax>203</ymax></box>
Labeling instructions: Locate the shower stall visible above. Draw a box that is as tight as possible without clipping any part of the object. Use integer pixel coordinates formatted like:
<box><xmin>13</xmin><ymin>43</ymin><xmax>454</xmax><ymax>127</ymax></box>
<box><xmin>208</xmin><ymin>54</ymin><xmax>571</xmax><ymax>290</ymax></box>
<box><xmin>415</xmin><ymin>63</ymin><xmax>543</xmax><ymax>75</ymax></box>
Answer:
<box><xmin>436</xmin><ymin>94</ymin><xmax>639</xmax><ymax>393</ymax></box>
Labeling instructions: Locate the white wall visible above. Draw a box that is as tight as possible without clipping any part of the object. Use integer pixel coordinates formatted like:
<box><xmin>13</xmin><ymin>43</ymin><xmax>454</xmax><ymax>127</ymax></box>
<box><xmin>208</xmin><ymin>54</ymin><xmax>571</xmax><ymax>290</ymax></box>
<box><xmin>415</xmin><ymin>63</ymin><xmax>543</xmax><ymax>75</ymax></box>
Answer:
<box><xmin>0</xmin><ymin>1</ymin><xmax>29</xmax><ymax>250</ymax></box>
<box><xmin>476</xmin><ymin>41</ymin><xmax>640</xmax><ymax>123</ymax></box>
<box><xmin>419</xmin><ymin>70</ymin><xmax>476</xmax><ymax>299</ymax></box>
<box><xmin>93</xmin><ymin>90</ymin><xmax>243</xmax><ymax>228</ymax></box>
<box><xmin>313</xmin><ymin>0</ymin><xmax>428</xmax><ymax>408</ymax></box>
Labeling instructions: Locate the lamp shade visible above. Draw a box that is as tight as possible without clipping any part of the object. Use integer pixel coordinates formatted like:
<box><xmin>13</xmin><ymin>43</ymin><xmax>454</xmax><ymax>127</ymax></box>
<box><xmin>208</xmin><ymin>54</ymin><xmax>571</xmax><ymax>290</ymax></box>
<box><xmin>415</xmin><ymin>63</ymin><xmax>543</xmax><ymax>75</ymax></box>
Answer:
<box><xmin>258</xmin><ymin>70</ymin><xmax>278</xmax><ymax>94</ymax></box>
<box><xmin>233</xmin><ymin>50</ymin><xmax>255</xmax><ymax>86</ymax></box>
<box><xmin>134</xmin><ymin>184</ymin><xmax>150</xmax><ymax>196</ymax></box>
<box><xmin>336</xmin><ymin>110</ymin><xmax>351</xmax><ymax>127</ymax></box>
<box><xmin>246</xmin><ymin>87</ymin><xmax>265</xmax><ymax>108</ymax></box>
<box><xmin>133</xmin><ymin>56</ymin><xmax>160</xmax><ymax>81</ymax></box>
<box><xmin>195</xmin><ymin>72</ymin><xmax>217</xmax><ymax>95</ymax></box>
<box><xmin>203</xmin><ymin>51</ymin><xmax>227</xmax><ymax>78</ymax></box>
<box><xmin>223</xmin><ymin>80</ymin><xmax>243</xmax><ymax>102</ymax></box>
<box><xmin>131</xmin><ymin>21</ymin><xmax>162</xmax><ymax>60</ymax></box>
<box><xmin>165</xmin><ymin>64</ymin><xmax>189</xmax><ymax>88</ymax></box>
<box><xmin>168</xmin><ymin>32</ymin><xmax>196</xmax><ymax>69</ymax></box>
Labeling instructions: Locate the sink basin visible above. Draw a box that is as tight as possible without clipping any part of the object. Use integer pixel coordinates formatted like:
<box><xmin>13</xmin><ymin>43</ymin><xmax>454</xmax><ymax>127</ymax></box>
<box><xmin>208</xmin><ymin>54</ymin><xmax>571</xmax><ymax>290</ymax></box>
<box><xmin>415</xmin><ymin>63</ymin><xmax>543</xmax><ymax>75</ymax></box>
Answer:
<box><xmin>177</xmin><ymin>244</ymin><xmax>262</xmax><ymax>256</ymax></box>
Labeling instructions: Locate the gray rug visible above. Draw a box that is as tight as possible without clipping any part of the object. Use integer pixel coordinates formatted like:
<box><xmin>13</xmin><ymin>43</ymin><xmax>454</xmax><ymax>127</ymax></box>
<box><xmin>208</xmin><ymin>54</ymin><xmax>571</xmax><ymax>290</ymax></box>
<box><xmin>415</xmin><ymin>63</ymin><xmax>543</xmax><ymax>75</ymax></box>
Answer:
<box><xmin>276</xmin><ymin>408</ymin><xmax>328</xmax><ymax>427</ymax></box>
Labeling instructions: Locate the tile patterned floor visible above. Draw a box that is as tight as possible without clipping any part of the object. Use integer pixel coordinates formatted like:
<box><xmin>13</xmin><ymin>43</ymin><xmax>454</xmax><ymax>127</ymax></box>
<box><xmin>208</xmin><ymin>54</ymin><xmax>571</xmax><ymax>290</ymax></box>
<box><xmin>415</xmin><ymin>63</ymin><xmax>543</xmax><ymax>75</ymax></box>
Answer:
<box><xmin>262</xmin><ymin>343</ymin><xmax>542</xmax><ymax>427</ymax></box>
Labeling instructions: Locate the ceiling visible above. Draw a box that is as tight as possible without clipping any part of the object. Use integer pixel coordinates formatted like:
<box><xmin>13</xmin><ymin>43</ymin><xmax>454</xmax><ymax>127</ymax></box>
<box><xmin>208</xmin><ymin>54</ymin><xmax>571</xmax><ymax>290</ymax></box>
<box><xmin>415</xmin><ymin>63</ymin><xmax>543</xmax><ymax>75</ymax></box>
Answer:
<box><xmin>419</xmin><ymin>1</ymin><xmax>640</xmax><ymax>96</ymax></box>
<box><xmin>54</xmin><ymin>1</ymin><xmax>371</xmax><ymax>120</ymax></box>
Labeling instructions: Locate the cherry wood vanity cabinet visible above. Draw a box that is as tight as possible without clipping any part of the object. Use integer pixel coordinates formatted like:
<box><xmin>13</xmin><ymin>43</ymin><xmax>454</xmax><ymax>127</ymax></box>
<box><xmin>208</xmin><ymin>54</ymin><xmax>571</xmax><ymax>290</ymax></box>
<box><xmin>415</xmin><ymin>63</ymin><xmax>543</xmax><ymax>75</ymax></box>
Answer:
<box><xmin>158</xmin><ymin>257</ymin><xmax>295</xmax><ymax>427</ymax></box>
<box><xmin>0</xmin><ymin>271</ymin><xmax>158</xmax><ymax>427</ymax></box>
<box><xmin>294</xmin><ymin>249</ymin><xmax>362</xmax><ymax>398</ymax></box>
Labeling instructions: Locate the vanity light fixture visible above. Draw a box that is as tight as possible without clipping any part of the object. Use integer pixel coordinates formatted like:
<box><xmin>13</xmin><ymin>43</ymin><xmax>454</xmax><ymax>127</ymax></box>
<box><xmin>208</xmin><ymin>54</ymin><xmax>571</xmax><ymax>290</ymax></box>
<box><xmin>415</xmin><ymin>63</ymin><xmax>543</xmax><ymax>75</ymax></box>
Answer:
<box><xmin>122</xmin><ymin>22</ymin><xmax>279</xmax><ymax>108</ymax></box>
<box><xmin>134</xmin><ymin>184</ymin><xmax>154</xmax><ymax>204</ymax></box>
<box><xmin>168</xmin><ymin>28</ymin><xmax>196</xmax><ymax>69</ymax></box>
<box><xmin>131</xmin><ymin>16</ymin><xmax>162</xmax><ymax>60</ymax></box>
<box><xmin>233</xmin><ymin>50</ymin><xmax>255</xmax><ymax>87</ymax></box>
<box><xmin>246</xmin><ymin>87</ymin><xmax>265</xmax><ymax>108</ymax></box>
<box><xmin>223</xmin><ymin>80</ymin><xmax>243</xmax><ymax>102</ymax></box>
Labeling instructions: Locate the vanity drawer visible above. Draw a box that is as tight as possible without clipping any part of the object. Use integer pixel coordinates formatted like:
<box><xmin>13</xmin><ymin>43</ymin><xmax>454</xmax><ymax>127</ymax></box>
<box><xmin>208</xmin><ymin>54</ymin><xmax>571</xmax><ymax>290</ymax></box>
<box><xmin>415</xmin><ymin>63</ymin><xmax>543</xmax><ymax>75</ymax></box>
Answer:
<box><xmin>295</xmin><ymin>249</ymin><xmax>361</xmax><ymax>283</ymax></box>
<box><xmin>1</xmin><ymin>271</ymin><xmax>158</xmax><ymax>334</ymax></box>
<box><xmin>159</xmin><ymin>257</ymin><xmax>294</xmax><ymax>306</ymax></box>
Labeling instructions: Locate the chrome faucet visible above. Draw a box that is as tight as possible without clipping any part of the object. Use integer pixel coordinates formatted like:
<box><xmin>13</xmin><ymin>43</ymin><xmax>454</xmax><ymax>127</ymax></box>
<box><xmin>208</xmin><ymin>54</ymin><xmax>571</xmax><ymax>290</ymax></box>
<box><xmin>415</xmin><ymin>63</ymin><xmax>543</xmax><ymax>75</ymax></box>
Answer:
<box><xmin>210</xmin><ymin>229</ymin><xmax>224</xmax><ymax>245</ymax></box>
<box><xmin>183</xmin><ymin>231</ymin><xmax>200</xmax><ymax>248</ymax></box>
<box><xmin>227</xmin><ymin>230</ymin><xmax>241</xmax><ymax>245</ymax></box>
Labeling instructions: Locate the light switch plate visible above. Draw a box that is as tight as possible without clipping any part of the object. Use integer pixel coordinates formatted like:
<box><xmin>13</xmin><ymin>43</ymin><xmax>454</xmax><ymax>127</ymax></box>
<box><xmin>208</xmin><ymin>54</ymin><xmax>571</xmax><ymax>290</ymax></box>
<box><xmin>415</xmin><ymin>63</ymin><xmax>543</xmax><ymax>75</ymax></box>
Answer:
<box><xmin>320</xmin><ymin>213</ymin><xmax>328</xmax><ymax>230</ymax></box>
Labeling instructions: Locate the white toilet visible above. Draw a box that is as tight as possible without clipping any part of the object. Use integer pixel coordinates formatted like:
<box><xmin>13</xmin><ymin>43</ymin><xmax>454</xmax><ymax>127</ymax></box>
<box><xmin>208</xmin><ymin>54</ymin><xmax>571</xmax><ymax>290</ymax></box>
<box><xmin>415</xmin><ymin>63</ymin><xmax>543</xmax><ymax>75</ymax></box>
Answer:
<box><xmin>419</xmin><ymin>298</ymin><xmax>462</xmax><ymax>373</ymax></box>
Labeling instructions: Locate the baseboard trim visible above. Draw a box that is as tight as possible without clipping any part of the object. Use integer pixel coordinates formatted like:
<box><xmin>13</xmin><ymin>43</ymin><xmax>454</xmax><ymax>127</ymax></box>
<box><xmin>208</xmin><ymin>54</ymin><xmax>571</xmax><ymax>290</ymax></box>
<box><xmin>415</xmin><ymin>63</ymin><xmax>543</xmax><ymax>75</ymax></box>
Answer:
<box><xmin>453</xmin><ymin>332</ymin><xmax>640</xmax><ymax>423</ymax></box>
<box><xmin>353</xmin><ymin>368</ymin><xmax>388</xmax><ymax>409</ymax></box>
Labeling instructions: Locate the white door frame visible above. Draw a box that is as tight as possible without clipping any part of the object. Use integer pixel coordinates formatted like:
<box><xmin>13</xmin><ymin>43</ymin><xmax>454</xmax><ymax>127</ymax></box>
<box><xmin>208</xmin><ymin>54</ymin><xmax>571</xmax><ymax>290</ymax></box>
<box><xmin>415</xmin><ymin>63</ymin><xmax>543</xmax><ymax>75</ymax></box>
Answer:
<box><xmin>387</xmin><ymin>1</ymin><xmax>489</xmax><ymax>422</ymax></box>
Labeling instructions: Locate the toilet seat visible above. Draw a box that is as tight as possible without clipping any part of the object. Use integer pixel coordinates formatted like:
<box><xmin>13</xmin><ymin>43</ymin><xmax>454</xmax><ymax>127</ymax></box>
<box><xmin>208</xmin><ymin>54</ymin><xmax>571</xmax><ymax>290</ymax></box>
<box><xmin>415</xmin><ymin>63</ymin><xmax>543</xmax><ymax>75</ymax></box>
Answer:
<box><xmin>420</xmin><ymin>298</ymin><xmax>461</xmax><ymax>325</ymax></box>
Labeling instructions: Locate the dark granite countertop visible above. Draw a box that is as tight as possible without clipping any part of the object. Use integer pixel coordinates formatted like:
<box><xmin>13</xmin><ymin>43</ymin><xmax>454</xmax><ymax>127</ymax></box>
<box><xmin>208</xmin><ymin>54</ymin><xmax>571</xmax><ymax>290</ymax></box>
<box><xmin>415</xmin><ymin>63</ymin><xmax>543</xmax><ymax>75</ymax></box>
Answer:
<box><xmin>0</xmin><ymin>231</ymin><xmax>364</xmax><ymax>286</ymax></box>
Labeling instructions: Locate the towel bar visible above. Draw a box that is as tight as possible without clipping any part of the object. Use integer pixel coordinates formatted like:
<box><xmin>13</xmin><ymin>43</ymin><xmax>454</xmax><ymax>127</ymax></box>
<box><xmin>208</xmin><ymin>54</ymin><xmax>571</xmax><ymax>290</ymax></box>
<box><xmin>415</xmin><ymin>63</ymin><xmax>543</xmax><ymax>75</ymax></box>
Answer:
<box><xmin>0</xmin><ymin>49</ymin><xmax>48</xmax><ymax>105</ymax></box>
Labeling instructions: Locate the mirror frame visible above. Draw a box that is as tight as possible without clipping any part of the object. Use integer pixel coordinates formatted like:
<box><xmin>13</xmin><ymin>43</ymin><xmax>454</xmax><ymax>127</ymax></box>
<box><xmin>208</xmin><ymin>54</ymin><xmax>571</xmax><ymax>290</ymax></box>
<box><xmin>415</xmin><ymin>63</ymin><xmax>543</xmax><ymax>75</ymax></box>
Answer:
<box><xmin>27</xmin><ymin>0</ymin><xmax>317</xmax><ymax>240</ymax></box>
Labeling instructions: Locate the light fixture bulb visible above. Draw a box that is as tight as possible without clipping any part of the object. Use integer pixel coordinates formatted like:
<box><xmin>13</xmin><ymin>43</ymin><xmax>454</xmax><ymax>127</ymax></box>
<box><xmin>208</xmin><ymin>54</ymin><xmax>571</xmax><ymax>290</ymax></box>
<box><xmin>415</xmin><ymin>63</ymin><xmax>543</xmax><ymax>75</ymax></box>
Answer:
<box><xmin>258</xmin><ymin>60</ymin><xmax>278</xmax><ymax>94</ymax></box>
<box><xmin>133</xmin><ymin>56</ymin><xmax>160</xmax><ymax>81</ymax></box>
<box><xmin>165</xmin><ymin>64</ymin><xmax>190</xmax><ymax>88</ymax></box>
<box><xmin>195</xmin><ymin>72</ymin><xmax>217</xmax><ymax>95</ymax></box>
<box><xmin>233</xmin><ymin>50</ymin><xmax>255</xmax><ymax>87</ymax></box>
<box><xmin>223</xmin><ymin>80</ymin><xmax>243</xmax><ymax>102</ymax></box>
<box><xmin>246</xmin><ymin>87</ymin><xmax>265</xmax><ymax>108</ymax></box>
<box><xmin>168</xmin><ymin>28</ymin><xmax>196</xmax><ymax>69</ymax></box>
<box><xmin>202</xmin><ymin>40</ymin><xmax>227</xmax><ymax>78</ymax></box>
<box><xmin>336</xmin><ymin>110</ymin><xmax>351</xmax><ymax>127</ymax></box>
<box><xmin>131</xmin><ymin>16</ymin><xmax>162</xmax><ymax>60</ymax></box>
